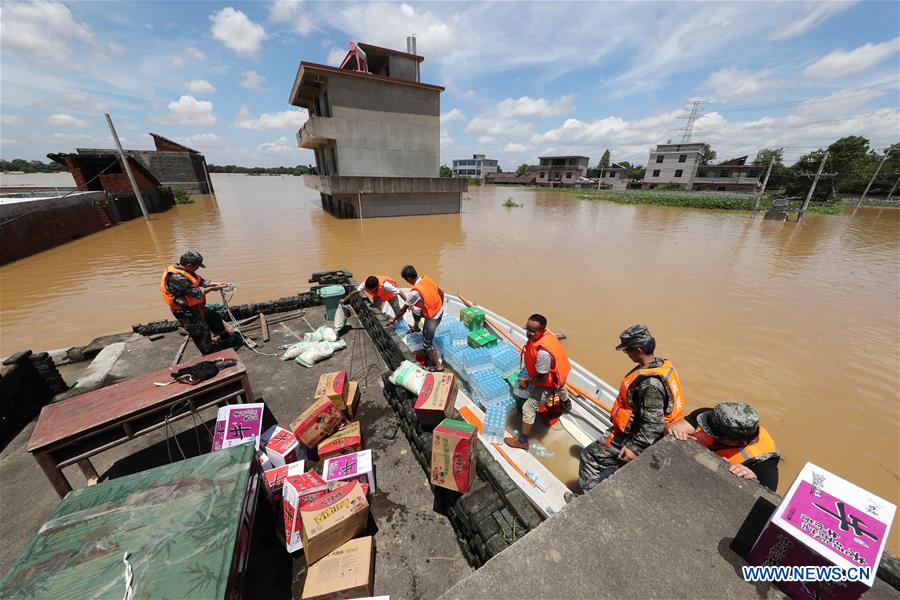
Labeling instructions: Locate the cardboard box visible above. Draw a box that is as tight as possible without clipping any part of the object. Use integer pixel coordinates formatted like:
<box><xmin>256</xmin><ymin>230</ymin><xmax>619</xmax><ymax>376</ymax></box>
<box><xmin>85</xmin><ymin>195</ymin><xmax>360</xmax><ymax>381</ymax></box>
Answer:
<box><xmin>431</xmin><ymin>419</ymin><xmax>477</xmax><ymax>493</ymax></box>
<box><xmin>414</xmin><ymin>372</ymin><xmax>457</xmax><ymax>426</ymax></box>
<box><xmin>211</xmin><ymin>418</ymin><xmax>226</xmax><ymax>452</ymax></box>
<box><xmin>459</xmin><ymin>306</ymin><xmax>485</xmax><ymax>331</ymax></box>
<box><xmin>318</xmin><ymin>422</ymin><xmax>363</xmax><ymax>461</ymax></box>
<box><xmin>291</xmin><ymin>397</ymin><xmax>345</xmax><ymax>449</ymax></box>
<box><xmin>257</xmin><ymin>450</ymin><xmax>273</xmax><ymax>472</ymax></box>
<box><xmin>264</xmin><ymin>425</ymin><xmax>301</xmax><ymax>468</ymax></box>
<box><xmin>301</xmin><ymin>536</ymin><xmax>374</xmax><ymax>600</ymax></box>
<box><xmin>345</xmin><ymin>381</ymin><xmax>361</xmax><ymax>418</ymax></box>
<box><xmin>323</xmin><ymin>449</ymin><xmax>375</xmax><ymax>493</ymax></box>
<box><xmin>299</xmin><ymin>480</ymin><xmax>370</xmax><ymax>565</ymax></box>
<box><xmin>282</xmin><ymin>471</ymin><xmax>329</xmax><ymax>553</ymax></box>
<box><xmin>216</xmin><ymin>403</ymin><xmax>266</xmax><ymax>451</ymax></box>
<box><xmin>316</xmin><ymin>371</ymin><xmax>350</xmax><ymax>413</ymax></box>
<box><xmin>263</xmin><ymin>460</ymin><xmax>305</xmax><ymax>503</ymax></box>
<box><xmin>467</xmin><ymin>328</ymin><xmax>498</xmax><ymax>349</ymax></box>
<box><xmin>748</xmin><ymin>462</ymin><xmax>896</xmax><ymax>600</ymax></box>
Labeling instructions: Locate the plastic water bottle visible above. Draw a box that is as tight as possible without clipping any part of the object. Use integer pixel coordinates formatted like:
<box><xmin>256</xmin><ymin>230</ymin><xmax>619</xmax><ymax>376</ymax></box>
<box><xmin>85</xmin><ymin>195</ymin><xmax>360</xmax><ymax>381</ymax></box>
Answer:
<box><xmin>525</xmin><ymin>470</ymin><xmax>548</xmax><ymax>492</ymax></box>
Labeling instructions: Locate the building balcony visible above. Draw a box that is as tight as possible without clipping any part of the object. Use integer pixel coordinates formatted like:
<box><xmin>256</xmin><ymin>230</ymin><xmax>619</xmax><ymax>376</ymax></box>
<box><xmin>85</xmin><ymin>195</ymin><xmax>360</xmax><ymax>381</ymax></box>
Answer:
<box><xmin>693</xmin><ymin>176</ymin><xmax>759</xmax><ymax>185</ymax></box>
<box><xmin>303</xmin><ymin>174</ymin><xmax>468</xmax><ymax>195</ymax></box>
<box><xmin>296</xmin><ymin>116</ymin><xmax>336</xmax><ymax>149</ymax></box>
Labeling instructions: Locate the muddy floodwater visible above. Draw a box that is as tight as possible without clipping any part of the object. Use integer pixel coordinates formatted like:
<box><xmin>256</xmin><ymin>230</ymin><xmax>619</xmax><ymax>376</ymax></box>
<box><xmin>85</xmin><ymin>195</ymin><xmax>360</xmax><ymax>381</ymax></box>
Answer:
<box><xmin>2</xmin><ymin>173</ymin><xmax>898</xmax><ymax>551</ymax></box>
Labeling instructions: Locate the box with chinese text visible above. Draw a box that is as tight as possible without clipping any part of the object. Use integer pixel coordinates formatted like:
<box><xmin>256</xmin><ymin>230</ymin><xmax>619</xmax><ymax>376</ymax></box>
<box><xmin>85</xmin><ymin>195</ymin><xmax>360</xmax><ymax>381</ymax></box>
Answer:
<box><xmin>215</xmin><ymin>403</ymin><xmax>265</xmax><ymax>451</ymax></box>
<box><xmin>291</xmin><ymin>397</ymin><xmax>345</xmax><ymax>448</ymax></box>
<box><xmin>263</xmin><ymin>460</ymin><xmax>305</xmax><ymax>504</ymax></box>
<box><xmin>318</xmin><ymin>422</ymin><xmax>363</xmax><ymax>461</ymax></box>
<box><xmin>299</xmin><ymin>481</ymin><xmax>369</xmax><ymax>566</ymax></box>
<box><xmin>316</xmin><ymin>371</ymin><xmax>349</xmax><ymax>413</ymax></box>
<box><xmin>282</xmin><ymin>471</ymin><xmax>328</xmax><ymax>553</ymax></box>
<box><xmin>322</xmin><ymin>449</ymin><xmax>375</xmax><ymax>493</ymax></box>
<box><xmin>264</xmin><ymin>425</ymin><xmax>301</xmax><ymax>467</ymax></box>
<box><xmin>414</xmin><ymin>372</ymin><xmax>457</xmax><ymax>426</ymax></box>
<box><xmin>431</xmin><ymin>419</ymin><xmax>477</xmax><ymax>493</ymax></box>
<box><xmin>301</xmin><ymin>536</ymin><xmax>374</xmax><ymax>600</ymax></box>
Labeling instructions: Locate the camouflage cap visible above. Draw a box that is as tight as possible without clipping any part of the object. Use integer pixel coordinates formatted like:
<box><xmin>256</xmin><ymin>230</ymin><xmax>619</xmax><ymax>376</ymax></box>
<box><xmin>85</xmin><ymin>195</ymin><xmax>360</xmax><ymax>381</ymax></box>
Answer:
<box><xmin>615</xmin><ymin>324</ymin><xmax>653</xmax><ymax>351</ymax></box>
<box><xmin>697</xmin><ymin>402</ymin><xmax>760</xmax><ymax>441</ymax></box>
<box><xmin>179</xmin><ymin>250</ymin><xmax>205</xmax><ymax>268</ymax></box>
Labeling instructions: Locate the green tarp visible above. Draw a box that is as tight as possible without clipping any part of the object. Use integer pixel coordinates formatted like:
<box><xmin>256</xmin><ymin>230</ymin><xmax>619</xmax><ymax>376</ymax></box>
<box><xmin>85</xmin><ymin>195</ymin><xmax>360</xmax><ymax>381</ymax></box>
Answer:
<box><xmin>0</xmin><ymin>443</ymin><xmax>256</xmax><ymax>599</ymax></box>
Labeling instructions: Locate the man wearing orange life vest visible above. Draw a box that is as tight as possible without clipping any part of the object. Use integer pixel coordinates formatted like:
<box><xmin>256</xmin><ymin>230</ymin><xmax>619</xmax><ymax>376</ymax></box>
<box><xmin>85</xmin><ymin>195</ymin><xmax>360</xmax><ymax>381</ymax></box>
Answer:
<box><xmin>387</xmin><ymin>265</ymin><xmax>445</xmax><ymax>371</ymax></box>
<box><xmin>504</xmin><ymin>313</ymin><xmax>571</xmax><ymax>450</ymax></box>
<box><xmin>666</xmin><ymin>402</ymin><xmax>781</xmax><ymax>491</ymax></box>
<box><xmin>161</xmin><ymin>250</ymin><xmax>236</xmax><ymax>355</ymax></box>
<box><xmin>340</xmin><ymin>275</ymin><xmax>403</xmax><ymax>316</ymax></box>
<box><xmin>578</xmin><ymin>324</ymin><xmax>685</xmax><ymax>492</ymax></box>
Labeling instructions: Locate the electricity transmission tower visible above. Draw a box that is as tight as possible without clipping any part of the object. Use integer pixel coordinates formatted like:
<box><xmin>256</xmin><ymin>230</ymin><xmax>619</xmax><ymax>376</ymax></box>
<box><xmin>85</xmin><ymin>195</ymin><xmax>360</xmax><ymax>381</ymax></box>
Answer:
<box><xmin>678</xmin><ymin>100</ymin><xmax>708</xmax><ymax>143</ymax></box>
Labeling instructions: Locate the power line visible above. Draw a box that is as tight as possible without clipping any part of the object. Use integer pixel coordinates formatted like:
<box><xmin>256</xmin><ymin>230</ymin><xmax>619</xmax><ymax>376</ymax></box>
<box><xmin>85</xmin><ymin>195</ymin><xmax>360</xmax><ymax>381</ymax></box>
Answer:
<box><xmin>678</xmin><ymin>99</ymin><xmax>708</xmax><ymax>143</ymax></box>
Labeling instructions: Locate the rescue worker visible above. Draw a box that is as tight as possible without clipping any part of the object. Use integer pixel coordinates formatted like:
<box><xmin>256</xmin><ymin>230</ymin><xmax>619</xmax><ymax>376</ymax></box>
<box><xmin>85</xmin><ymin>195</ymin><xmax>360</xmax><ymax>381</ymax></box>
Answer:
<box><xmin>340</xmin><ymin>274</ymin><xmax>403</xmax><ymax>316</ymax></box>
<box><xmin>504</xmin><ymin>314</ymin><xmax>571</xmax><ymax>450</ymax></box>
<box><xmin>666</xmin><ymin>402</ymin><xmax>780</xmax><ymax>491</ymax></box>
<box><xmin>161</xmin><ymin>250</ymin><xmax>237</xmax><ymax>355</ymax></box>
<box><xmin>387</xmin><ymin>265</ymin><xmax>445</xmax><ymax>371</ymax></box>
<box><xmin>578</xmin><ymin>324</ymin><xmax>685</xmax><ymax>492</ymax></box>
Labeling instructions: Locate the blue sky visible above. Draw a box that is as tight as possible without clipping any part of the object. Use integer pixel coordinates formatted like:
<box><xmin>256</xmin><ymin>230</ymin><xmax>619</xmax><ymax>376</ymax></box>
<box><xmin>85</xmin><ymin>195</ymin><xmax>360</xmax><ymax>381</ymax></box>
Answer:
<box><xmin>1</xmin><ymin>1</ymin><xmax>898</xmax><ymax>169</ymax></box>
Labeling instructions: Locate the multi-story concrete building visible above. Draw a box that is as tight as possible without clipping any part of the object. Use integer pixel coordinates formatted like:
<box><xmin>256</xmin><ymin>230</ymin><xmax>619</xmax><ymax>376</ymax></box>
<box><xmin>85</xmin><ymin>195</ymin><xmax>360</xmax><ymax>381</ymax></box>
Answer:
<box><xmin>290</xmin><ymin>39</ymin><xmax>466</xmax><ymax>218</ymax></box>
<box><xmin>535</xmin><ymin>156</ymin><xmax>590</xmax><ymax>186</ymax></box>
<box><xmin>452</xmin><ymin>154</ymin><xmax>499</xmax><ymax>179</ymax></box>
<box><xmin>588</xmin><ymin>163</ymin><xmax>631</xmax><ymax>190</ymax></box>
<box><xmin>642</xmin><ymin>142</ymin><xmax>763</xmax><ymax>192</ymax></box>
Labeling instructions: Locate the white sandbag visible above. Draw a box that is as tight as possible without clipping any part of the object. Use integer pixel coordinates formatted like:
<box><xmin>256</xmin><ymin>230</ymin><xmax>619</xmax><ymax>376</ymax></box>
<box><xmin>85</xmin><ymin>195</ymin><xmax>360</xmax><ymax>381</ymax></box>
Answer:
<box><xmin>282</xmin><ymin>340</ymin><xmax>313</xmax><ymax>360</ymax></box>
<box><xmin>304</xmin><ymin>326</ymin><xmax>338</xmax><ymax>343</ymax></box>
<box><xmin>295</xmin><ymin>342</ymin><xmax>336</xmax><ymax>368</ymax></box>
<box><xmin>334</xmin><ymin>305</ymin><xmax>348</xmax><ymax>331</ymax></box>
<box><xmin>388</xmin><ymin>360</ymin><xmax>428</xmax><ymax>394</ymax></box>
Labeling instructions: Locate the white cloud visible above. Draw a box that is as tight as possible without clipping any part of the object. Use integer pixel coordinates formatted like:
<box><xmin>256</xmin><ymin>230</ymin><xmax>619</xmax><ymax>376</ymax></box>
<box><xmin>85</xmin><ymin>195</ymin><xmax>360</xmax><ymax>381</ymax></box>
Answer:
<box><xmin>240</xmin><ymin>70</ymin><xmax>266</xmax><ymax>92</ymax></box>
<box><xmin>107</xmin><ymin>41</ymin><xmax>126</xmax><ymax>54</ymax></box>
<box><xmin>704</xmin><ymin>68</ymin><xmax>775</xmax><ymax>101</ymax></box>
<box><xmin>186</xmin><ymin>46</ymin><xmax>207</xmax><ymax>60</ymax></box>
<box><xmin>441</xmin><ymin>108</ymin><xmax>466</xmax><ymax>123</ymax></box>
<box><xmin>478</xmin><ymin>136</ymin><xmax>494</xmax><ymax>144</ymax></box>
<box><xmin>769</xmin><ymin>1</ymin><xmax>858</xmax><ymax>41</ymax></box>
<box><xmin>803</xmin><ymin>37</ymin><xmax>900</xmax><ymax>80</ymax></box>
<box><xmin>235</xmin><ymin>107</ymin><xmax>308</xmax><ymax>130</ymax></box>
<box><xmin>504</xmin><ymin>143</ymin><xmax>528</xmax><ymax>153</ymax></box>
<box><xmin>440</xmin><ymin>128</ymin><xmax>454</xmax><ymax>147</ymax></box>
<box><xmin>0</xmin><ymin>2</ymin><xmax>96</xmax><ymax>65</ymax></box>
<box><xmin>162</xmin><ymin>95</ymin><xmax>216</xmax><ymax>126</ymax></box>
<box><xmin>464</xmin><ymin>95</ymin><xmax>574</xmax><ymax>139</ymax></box>
<box><xmin>0</xmin><ymin>115</ymin><xmax>26</xmax><ymax>125</ymax></box>
<box><xmin>326</xmin><ymin>47</ymin><xmax>346</xmax><ymax>67</ymax></box>
<box><xmin>269</xmin><ymin>0</ymin><xmax>316</xmax><ymax>35</ymax></box>
<box><xmin>170</xmin><ymin>56</ymin><xmax>185</xmax><ymax>68</ymax></box>
<box><xmin>177</xmin><ymin>133</ymin><xmax>222</xmax><ymax>147</ymax></box>
<box><xmin>187</xmin><ymin>79</ymin><xmax>217</xmax><ymax>94</ymax></box>
<box><xmin>209</xmin><ymin>7</ymin><xmax>267</xmax><ymax>58</ymax></box>
<box><xmin>496</xmin><ymin>95</ymin><xmax>575</xmax><ymax>118</ymax></box>
<box><xmin>257</xmin><ymin>137</ymin><xmax>298</xmax><ymax>155</ymax></box>
<box><xmin>59</xmin><ymin>91</ymin><xmax>110</xmax><ymax>113</ymax></box>
<box><xmin>48</xmin><ymin>113</ymin><xmax>90</xmax><ymax>128</ymax></box>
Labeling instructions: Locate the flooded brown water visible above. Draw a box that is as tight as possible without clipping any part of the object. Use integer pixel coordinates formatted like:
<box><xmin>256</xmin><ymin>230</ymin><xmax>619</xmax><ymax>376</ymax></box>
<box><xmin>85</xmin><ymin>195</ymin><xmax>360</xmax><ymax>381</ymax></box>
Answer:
<box><xmin>2</xmin><ymin>174</ymin><xmax>898</xmax><ymax>551</ymax></box>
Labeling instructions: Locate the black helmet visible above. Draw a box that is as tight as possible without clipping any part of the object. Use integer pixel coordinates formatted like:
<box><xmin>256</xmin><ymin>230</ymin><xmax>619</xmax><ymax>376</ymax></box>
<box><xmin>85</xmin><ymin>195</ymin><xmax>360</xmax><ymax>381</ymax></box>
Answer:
<box><xmin>179</xmin><ymin>250</ymin><xmax>205</xmax><ymax>268</ymax></box>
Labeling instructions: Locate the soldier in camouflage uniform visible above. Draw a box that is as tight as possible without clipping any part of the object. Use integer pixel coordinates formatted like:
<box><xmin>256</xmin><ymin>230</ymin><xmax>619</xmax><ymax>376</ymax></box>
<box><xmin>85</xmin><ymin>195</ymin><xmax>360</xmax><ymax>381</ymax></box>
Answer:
<box><xmin>578</xmin><ymin>325</ymin><xmax>669</xmax><ymax>493</ymax></box>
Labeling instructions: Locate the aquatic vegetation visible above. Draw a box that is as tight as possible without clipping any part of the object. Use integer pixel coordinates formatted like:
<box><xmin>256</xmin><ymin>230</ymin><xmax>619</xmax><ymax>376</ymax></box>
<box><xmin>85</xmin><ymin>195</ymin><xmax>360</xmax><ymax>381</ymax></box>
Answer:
<box><xmin>502</xmin><ymin>197</ymin><xmax>522</xmax><ymax>208</ymax></box>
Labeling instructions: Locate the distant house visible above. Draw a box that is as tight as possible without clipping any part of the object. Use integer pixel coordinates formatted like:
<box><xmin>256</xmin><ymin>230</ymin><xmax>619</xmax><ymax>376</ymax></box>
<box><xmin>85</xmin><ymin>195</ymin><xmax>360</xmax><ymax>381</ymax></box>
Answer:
<box><xmin>587</xmin><ymin>163</ymin><xmax>630</xmax><ymax>190</ymax></box>
<box><xmin>535</xmin><ymin>156</ymin><xmax>590</xmax><ymax>186</ymax></box>
<box><xmin>642</xmin><ymin>142</ymin><xmax>763</xmax><ymax>192</ymax></box>
<box><xmin>452</xmin><ymin>154</ymin><xmax>499</xmax><ymax>179</ymax></box>
<box><xmin>485</xmin><ymin>169</ymin><xmax>537</xmax><ymax>185</ymax></box>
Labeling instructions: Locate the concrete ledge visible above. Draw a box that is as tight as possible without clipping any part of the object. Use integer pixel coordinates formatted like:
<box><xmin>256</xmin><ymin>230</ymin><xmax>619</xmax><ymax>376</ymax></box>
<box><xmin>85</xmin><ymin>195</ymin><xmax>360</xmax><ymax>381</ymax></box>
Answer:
<box><xmin>440</xmin><ymin>437</ymin><xmax>900</xmax><ymax>600</ymax></box>
<box><xmin>304</xmin><ymin>174</ymin><xmax>467</xmax><ymax>195</ymax></box>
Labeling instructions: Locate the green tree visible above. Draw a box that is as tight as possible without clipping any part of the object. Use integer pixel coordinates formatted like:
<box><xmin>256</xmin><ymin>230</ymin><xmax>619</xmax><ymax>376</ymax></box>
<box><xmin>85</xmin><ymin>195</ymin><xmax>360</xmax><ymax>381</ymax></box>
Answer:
<box><xmin>753</xmin><ymin>148</ymin><xmax>791</xmax><ymax>190</ymax></box>
<box><xmin>597</xmin><ymin>149</ymin><xmax>611</xmax><ymax>169</ymax></box>
<box><xmin>629</xmin><ymin>165</ymin><xmax>646</xmax><ymax>180</ymax></box>
<box><xmin>786</xmin><ymin>149</ymin><xmax>833</xmax><ymax>201</ymax></box>
<box><xmin>516</xmin><ymin>163</ymin><xmax>529</xmax><ymax>176</ymax></box>
<box><xmin>700</xmin><ymin>144</ymin><xmax>716</xmax><ymax>165</ymax></box>
<box><xmin>439</xmin><ymin>164</ymin><xmax>452</xmax><ymax>178</ymax></box>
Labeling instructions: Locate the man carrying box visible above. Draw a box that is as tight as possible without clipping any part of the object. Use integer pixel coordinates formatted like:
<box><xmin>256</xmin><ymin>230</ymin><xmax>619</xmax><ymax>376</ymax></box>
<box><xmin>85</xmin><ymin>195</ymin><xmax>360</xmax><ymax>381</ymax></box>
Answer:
<box><xmin>387</xmin><ymin>265</ymin><xmax>445</xmax><ymax>372</ymax></box>
<box><xmin>341</xmin><ymin>275</ymin><xmax>403</xmax><ymax>317</ymax></box>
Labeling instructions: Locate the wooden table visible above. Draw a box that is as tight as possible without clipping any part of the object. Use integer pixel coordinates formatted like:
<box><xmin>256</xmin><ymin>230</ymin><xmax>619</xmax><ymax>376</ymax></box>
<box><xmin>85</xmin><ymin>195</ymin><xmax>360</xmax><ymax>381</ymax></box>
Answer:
<box><xmin>27</xmin><ymin>349</ymin><xmax>254</xmax><ymax>497</ymax></box>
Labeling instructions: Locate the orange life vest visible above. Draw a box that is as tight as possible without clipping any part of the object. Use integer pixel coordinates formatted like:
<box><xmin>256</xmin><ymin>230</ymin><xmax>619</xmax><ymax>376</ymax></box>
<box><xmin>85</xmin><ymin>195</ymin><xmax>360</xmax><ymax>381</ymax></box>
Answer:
<box><xmin>368</xmin><ymin>275</ymin><xmax>398</xmax><ymax>302</ymax></box>
<box><xmin>609</xmin><ymin>359</ymin><xmax>685</xmax><ymax>436</ymax></box>
<box><xmin>161</xmin><ymin>265</ymin><xmax>206</xmax><ymax>313</ymax></box>
<box><xmin>411</xmin><ymin>275</ymin><xmax>442</xmax><ymax>319</ymax></box>
<box><xmin>522</xmin><ymin>330</ymin><xmax>571</xmax><ymax>389</ymax></box>
<box><xmin>694</xmin><ymin>425</ymin><xmax>779</xmax><ymax>465</ymax></box>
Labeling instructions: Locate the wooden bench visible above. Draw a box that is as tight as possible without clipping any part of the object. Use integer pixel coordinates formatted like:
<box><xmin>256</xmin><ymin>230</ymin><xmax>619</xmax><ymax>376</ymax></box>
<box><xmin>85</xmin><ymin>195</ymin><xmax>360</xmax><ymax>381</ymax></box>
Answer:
<box><xmin>27</xmin><ymin>349</ymin><xmax>254</xmax><ymax>497</ymax></box>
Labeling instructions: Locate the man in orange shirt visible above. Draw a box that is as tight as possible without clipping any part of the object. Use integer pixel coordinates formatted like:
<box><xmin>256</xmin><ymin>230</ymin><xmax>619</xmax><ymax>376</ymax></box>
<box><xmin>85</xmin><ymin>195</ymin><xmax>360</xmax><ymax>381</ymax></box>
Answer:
<box><xmin>387</xmin><ymin>265</ymin><xmax>445</xmax><ymax>371</ymax></box>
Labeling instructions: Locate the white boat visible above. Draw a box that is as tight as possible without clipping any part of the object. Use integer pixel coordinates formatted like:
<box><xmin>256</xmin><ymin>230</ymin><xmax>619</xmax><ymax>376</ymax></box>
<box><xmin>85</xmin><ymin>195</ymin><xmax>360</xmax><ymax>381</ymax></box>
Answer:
<box><xmin>391</xmin><ymin>292</ymin><xmax>618</xmax><ymax>517</ymax></box>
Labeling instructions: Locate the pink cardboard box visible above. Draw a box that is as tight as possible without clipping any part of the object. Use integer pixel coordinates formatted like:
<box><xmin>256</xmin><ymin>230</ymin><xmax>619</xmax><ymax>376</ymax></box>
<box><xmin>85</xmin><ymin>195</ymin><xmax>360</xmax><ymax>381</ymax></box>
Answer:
<box><xmin>264</xmin><ymin>425</ymin><xmax>301</xmax><ymax>468</ymax></box>
<box><xmin>282</xmin><ymin>471</ymin><xmax>328</xmax><ymax>553</ymax></box>
<box><xmin>211</xmin><ymin>418</ymin><xmax>227</xmax><ymax>452</ymax></box>
<box><xmin>748</xmin><ymin>462</ymin><xmax>896</xmax><ymax>599</ymax></box>
<box><xmin>216</xmin><ymin>403</ymin><xmax>266</xmax><ymax>451</ymax></box>
<box><xmin>322</xmin><ymin>449</ymin><xmax>375</xmax><ymax>494</ymax></box>
<box><xmin>263</xmin><ymin>460</ymin><xmax>305</xmax><ymax>504</ymax></box>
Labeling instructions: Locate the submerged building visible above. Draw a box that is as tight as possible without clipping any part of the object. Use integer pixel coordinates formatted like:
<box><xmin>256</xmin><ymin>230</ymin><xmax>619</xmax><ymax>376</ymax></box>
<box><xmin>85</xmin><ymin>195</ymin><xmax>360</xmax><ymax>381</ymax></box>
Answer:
<box><xmin>289</xmin><ymin>39</ymin><xmax>466</xmax><ymax>218</ymax></box>
<box><xmin>452</xmin><ymin>154</ymin><xmax>499</xmax><ymax>179</ymax></box>
<box><xmin>642</xmin><ymin>142</ymin><xmax>764</xmax><ymax>192</ymax></box>
<box><xmin>535</xmin><ymin>156</ymin><xmax>591</xmax><ymax>187</ymax></box>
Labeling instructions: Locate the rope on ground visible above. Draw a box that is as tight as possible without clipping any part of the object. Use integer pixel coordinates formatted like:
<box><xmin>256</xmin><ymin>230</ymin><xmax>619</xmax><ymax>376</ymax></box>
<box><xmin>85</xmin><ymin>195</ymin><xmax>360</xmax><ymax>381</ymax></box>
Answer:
<box><xmin>219</xmin><ymin>287</ymin><xmax>279</xmax><ymax>357</ymax></box>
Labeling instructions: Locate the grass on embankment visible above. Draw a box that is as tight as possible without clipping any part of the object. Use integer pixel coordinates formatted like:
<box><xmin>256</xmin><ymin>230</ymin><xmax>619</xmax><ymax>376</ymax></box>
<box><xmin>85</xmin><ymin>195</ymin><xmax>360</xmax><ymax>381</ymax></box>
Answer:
<box><xmin>524</xmin><ymin>187</ymin><xmax>870</xmax><ymax>215</ymax></box>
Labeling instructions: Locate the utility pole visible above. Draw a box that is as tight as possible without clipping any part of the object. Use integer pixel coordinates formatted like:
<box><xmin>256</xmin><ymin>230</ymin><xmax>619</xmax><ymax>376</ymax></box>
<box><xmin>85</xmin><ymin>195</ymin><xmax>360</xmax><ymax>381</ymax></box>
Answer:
<box><xmin>855</xmin><ymin>148</ymin><xmax>891</xmax><ymax>208</ymax></box>
<box><xmin>751</xmin><ymin>159</ymin><xmax>775</xmax><ymax>218</ymax></box>
<box><xmin>797</xmin><ymin>152</ymin><xmax>828</xmax><ymax>222</ymax></box>
<box><xmin>887</xmin><ymin>174</ymin><xmax>899</xmax><ymax>201</ymax></box>
<box><xmin>105</xmin><ymin>113</ymin><xmax>150</xmax><ymax>221</ymax></box>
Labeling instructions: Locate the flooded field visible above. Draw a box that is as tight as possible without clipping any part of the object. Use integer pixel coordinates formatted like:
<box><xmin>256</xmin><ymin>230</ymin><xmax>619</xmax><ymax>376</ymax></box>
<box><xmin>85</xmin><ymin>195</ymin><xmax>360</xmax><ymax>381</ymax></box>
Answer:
<box><xmin>1</xmin><ymin>173</ymin><xmax>897</xmax><ymax>550</ymax></box>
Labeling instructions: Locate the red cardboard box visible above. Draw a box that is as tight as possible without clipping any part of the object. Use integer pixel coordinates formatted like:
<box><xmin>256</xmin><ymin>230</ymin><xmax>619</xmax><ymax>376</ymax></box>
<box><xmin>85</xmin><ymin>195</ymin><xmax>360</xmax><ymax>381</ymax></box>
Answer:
<box><xmin>318</xmin><ymin>422</ymin><xmax>363</xmax><ymax>461</ymax></box>
<box><xmin>322</xmin><ymin>449</ymin><xmax>375</xmax><ymax>493</ymax></box>
<box><xmin>263</xmin><ymin>460</ymin><xmax>305</xmax><ymax>504</ymax></box>
<box><xmin>431</xmin><ymin>419</ymin><xmax>478</xmax><ymax>493</ymax></box>
<box><xmin>291</xmin><ymin>397</ymin><xmax>345</xmax><ymax>449</ymax></box>
<box><xmin>301</xmin><ymin>536</ymin><xmax>374</xmax><ymax>600</ymax></box>
<box><xmin>299</xmin><ymin>480</ymin><xmax>370</xmax><ymax>566</ymax></box>
<box><xmin>346</xmin><ymin>381</ymin><xmax>361</xmax><ymax>418</ymax></box>
<box><xmin>282</xmin><ymin>471</ymin><xmax>328</xmax><ymax>553</ymax></box>
<box><xmin>414</xmin><ymin>372</ymin><xmax>457</xmax><ymax>426</ymax></box>
<box><xmin>264</xmin><ymin>425</ymin><xmax>301</xmax><ymax>468</ymax></box>
<box><xmin>316</xmin><ymin>371</ymin><xmax>349</xmax><ymax>413</ymax></box>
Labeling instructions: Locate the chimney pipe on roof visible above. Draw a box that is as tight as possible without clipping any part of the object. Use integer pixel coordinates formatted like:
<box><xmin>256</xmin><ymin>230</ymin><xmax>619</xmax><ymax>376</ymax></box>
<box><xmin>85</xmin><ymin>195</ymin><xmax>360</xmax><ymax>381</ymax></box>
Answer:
<box><xmin>410</xmin><ymin>35</ymin><xmax>419</xmax><ymax>82</ymax></box>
